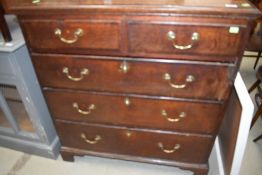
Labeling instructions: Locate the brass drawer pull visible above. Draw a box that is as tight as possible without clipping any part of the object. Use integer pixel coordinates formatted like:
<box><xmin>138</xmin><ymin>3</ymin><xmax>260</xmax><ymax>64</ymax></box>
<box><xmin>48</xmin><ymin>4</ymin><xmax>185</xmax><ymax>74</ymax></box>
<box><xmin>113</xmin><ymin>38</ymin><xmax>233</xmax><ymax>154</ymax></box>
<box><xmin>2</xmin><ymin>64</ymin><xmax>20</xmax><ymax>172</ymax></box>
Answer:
<box><xmin>62</xmin><ymin>67</ymin><xmax>89</xmax><ymax>82</ymax></box>
<box><xmin>158</xmin><ymin>142</ymin><xmax>181</xmax><ymax>154</ymax></box>
<box><xmin>32</xmin><ymin>0</ymin><xmax>40</xmax><ymax>4</ymax></box>
<box><xmin>167</xmin><ymin>31</ymin><xmax>199</xmax><ymax>50</ymax></box>
<box><xmin>161</xmin><ymin>110</ymin><xmax>186</xmax><ymax>122</ymax></box>
<box><xmin>119</xmin><ymin>61</ymin><xmax>130</xmax><ymax>73</ymax></box>
<box><xmin>54</xmin><ymin>28</ymin><xmax>84</xmax><ymax>44</ymax></box>
<box><xmin>80</xmin><ymin>133</ymin><xmax>101</xmax><ymax>145</ymax></box>
<box><xmin>163</xmin><ymin>73</ymin><xmax>195</xmax><ymax>89</ymax></box>
<box><xmin>72</xmin><ymin>102</ymin><xmax>95</xmax><ymax>115</ymax></box>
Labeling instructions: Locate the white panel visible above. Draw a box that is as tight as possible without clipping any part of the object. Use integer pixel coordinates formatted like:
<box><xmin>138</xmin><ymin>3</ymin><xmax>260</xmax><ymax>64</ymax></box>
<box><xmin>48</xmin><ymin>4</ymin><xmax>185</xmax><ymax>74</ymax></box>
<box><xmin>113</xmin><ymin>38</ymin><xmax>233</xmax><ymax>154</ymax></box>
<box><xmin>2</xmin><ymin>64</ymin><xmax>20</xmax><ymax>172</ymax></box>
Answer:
<box><xmin>209</xmin><ymin>73</ymin><xmax>254</xmax><ymax>175</ymax></box>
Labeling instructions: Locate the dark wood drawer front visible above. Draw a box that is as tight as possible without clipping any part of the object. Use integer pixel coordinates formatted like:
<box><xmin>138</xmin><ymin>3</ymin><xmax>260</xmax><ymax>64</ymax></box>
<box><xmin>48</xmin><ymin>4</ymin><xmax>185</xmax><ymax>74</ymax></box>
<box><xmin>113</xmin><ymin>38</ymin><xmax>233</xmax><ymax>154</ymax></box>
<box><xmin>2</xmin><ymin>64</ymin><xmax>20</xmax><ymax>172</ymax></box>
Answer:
<box><xmin>20</xmin><ymin>19</ymin><xmax>121</xmax><ymax>54</ymax></box>
<box><xmin>128</xmin><ymin>21</ymin><xmax>244</xmax><ymax>58</ymax></box>
<box><xmin>33</xmin><ymin>55</ymin><xmax>232</xmax><ymax>101</ymax></box>
<box><xmin>56</xmin><ymin>122</ymin><xmax>213</xmax><ymax>164</ymax></box>
<box><xmin>45</xmin><ymin>90</ymin><xmax>223</xmax><ymax>135</ymax></box>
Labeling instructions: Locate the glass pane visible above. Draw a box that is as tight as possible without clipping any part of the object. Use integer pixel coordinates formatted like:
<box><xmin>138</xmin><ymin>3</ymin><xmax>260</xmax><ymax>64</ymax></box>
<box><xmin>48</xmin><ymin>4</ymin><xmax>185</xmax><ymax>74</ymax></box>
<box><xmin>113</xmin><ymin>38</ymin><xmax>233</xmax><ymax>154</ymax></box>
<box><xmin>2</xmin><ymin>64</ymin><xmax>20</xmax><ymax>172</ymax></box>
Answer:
<box><xmin>0</xmin><ymin>84</ymin><xmax>35</xmax><ymax>133</ymax></box>
<box><xmin>0</xmin><ymin>107</ymin><xmax>11</xmax><ymax>128</ymax></box>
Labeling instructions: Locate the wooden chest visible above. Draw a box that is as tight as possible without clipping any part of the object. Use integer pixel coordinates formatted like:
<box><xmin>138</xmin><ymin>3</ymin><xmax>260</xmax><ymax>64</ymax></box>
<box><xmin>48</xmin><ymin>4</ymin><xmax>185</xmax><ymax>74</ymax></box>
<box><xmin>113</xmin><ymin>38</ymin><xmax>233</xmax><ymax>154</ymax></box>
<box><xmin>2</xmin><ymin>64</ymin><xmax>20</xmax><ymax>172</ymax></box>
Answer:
<box><xmin>2</xmin><ymin>0</ymin><xmax>259</xmax><ymax>174</ymax></box>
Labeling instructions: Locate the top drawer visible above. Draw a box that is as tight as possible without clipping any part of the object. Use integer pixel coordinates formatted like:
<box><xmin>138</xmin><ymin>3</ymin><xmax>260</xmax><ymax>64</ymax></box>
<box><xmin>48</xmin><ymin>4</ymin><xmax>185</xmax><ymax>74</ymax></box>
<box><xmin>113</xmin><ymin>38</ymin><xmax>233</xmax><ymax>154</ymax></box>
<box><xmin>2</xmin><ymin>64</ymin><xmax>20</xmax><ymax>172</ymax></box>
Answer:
<box><xmin>20</xmin><ymin>16</ymin><xmax>247</xmax><ymax>61</ymax></box>
<box><xmin>127</xmin><ymin>20</ymin><xmax>246</xmax><ymax>59</ymax></box>
<box><xmin>20</xmin><ymin>19</ymin><xmax>122</xmax><ymax>55</ymax></box>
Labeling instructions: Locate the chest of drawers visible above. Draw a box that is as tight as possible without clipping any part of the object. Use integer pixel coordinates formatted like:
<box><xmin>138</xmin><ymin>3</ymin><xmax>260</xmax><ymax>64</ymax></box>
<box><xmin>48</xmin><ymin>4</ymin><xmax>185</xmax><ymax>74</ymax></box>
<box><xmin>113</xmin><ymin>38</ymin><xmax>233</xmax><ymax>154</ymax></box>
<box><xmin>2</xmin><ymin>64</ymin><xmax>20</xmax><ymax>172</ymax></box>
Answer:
<box><xmin>2</xmin><ymin>0</ymin><xmax>260</xmax><ymax>175</ymax></box>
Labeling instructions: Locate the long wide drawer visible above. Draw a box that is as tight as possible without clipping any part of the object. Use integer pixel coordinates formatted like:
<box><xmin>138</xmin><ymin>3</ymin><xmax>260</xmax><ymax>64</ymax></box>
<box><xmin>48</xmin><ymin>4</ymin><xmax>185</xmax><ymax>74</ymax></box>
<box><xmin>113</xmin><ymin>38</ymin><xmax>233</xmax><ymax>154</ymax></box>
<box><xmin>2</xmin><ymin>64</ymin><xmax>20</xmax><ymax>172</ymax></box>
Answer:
<box><xmin>56</xmin><ymin>121</ymin><xmax>213</xmax><ymax>164</ymax></box>
<box><xmin>45</xmin><ymin>90</ymin><xmax>223</xmax><ymax>135</ymax></box>
<box><xmin>32</xmin><ymin>54</ymin><xmax>233</xmax><ymax>101</ymax></box>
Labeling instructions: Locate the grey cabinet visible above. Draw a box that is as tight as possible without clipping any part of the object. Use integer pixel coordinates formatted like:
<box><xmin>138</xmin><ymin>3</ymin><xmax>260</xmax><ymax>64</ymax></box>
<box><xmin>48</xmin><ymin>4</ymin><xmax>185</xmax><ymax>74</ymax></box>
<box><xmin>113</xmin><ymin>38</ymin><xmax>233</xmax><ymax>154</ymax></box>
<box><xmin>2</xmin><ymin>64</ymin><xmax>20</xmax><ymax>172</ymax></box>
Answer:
<box><xmin>0</xmin><ymin>15</ymin><xmax>60</xmax><ymax>158</ymax></box>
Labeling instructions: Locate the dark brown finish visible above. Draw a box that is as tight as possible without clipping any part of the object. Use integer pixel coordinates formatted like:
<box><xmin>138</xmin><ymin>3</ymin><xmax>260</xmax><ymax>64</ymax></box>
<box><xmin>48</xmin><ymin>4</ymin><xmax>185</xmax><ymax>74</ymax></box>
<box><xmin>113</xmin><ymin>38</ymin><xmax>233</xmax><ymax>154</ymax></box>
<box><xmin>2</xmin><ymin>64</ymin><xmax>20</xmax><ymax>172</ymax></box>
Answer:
<box><xmin>244</xmin><ymin>22</ymin><xmax>262</xmax><ymax>69</ymax></box>
<box><xmin>19</xmin><ymin>15</ymin><xmax>251</xmax><ymax>62</ymax></box>
<box><xmin>60</xmin><ymin>150</ymin><xmax>75</xmax><ymax>162</ymax></box>
<box><xmin>56</xmin><ymin>121</ymin><xmax>214</xmax><ymax>164</ymax></box>
<box><xmin>248</xmin><ymin>65</ymin><xmax>262</xmax><ymax>93</ymax></box>
<box><xmin>32</xmin><ymin>54</ymin><xmax>233</xmax><ymax>101</ymax></box>
<box><xmin>193</xmin><ymin>169</ymin><xmax>209</xmax><ymax>175</ymax></box>
<box><xmin>248</xmin><ymin>66</ymin><xmax>262</xmax><ymax>128</ymax></box>
<box><xmin>248</xmin><ymin>66</ymin><xmax>262</xmax><ymax>142</ymax></box>
<box><xmin>245</xmin><ymin>0</ymin><xmax>262</xmax><ymax>69</ymax></box>
<box><xmin>251</xmin><ymin>104</ymin><xmax>262</xmax><ymax>128</ymax></box>
<box><xmin>20</xmin><ymin>18</ymin><xmax>122</xmax><ymax>55</ymax></box>
<box><xmin>248</xmin><ymin>65</ymin><xmax>262</xmax><ymax>142</ymax></box>
<box><xmin>128</xmin><ymin>20</ymin><xmax>245</xmax><ymax>58</ymax></box>
<box><xmin>218</xmin><ymin>89</ymin><xmax>242</xmax><ymax>175</ymax></box>
<box><xmin>2</xmin><ymin>0</ymin><xmax>261</xmax><ymax>17</ymax></box>
<box><xmin>60</xmin><ymin>146</ymin><xmax>209</xmax><ymax>175</ymax></box>
<box><xmin>0</xmin><ymin>3</ymin><xmax>12</xmax><ymax>42</ymax></box>
<box><xmin>2</xmin><ymin>1</ymin><xmax>260</xmax><ymax>175</ymax></box>
<box><xmin>248</xmin><ymin>79</ymin><xmax>261</xmax><ymax>93</ymax></box>
<box><xmin>18</xmin><ymin>15</ymin><xmax>250</xmax><ymax>62</ymax></box>
<box><xmin>253</xmin><ymin>134</ymin><xmax>262</xmax><ymax>142</ymax></box>
<box><xmin>45</xmin><ymin>90</ymin><xmax>223</xmax><ymax>135</ymax></box>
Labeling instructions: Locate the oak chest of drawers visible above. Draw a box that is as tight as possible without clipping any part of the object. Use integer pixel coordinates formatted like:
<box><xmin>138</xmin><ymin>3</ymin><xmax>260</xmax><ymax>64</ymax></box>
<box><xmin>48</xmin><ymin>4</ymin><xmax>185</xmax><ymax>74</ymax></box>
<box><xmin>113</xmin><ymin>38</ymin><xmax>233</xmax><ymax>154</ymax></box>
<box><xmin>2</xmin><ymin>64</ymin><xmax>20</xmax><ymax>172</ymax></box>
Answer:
<box><xmin>2</xmin><ymin>0</ymin><xmax>260</xmax><ymax>175</ymax></box>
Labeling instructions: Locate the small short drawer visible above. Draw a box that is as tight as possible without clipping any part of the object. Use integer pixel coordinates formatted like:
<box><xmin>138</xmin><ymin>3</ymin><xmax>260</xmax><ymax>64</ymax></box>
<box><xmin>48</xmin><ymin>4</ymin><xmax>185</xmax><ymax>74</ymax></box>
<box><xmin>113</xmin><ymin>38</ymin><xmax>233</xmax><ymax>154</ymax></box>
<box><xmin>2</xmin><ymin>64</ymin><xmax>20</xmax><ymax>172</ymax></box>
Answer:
<box><xmin>20</xmin><ymin>19</ymin><xmax>121</xmax><ymax>55</ymax></box>
<box><xmin>56</xmin><ymin>122</ymin><xmax>214</xmax><ymax>164</ymax></box>
<box><xmin>128</xmin><ymin>20</ymin><xmax>245</xmax><ymax>59</ymax></box>
<box><xmin>33</xmin><ymin>54</ymin><xmax>233</xmax><ymax>101</ymax></box>
<box><xmin>45</xmin><ymin>90</ymin><xmax>223</xmax><ymax>135</ymax></box>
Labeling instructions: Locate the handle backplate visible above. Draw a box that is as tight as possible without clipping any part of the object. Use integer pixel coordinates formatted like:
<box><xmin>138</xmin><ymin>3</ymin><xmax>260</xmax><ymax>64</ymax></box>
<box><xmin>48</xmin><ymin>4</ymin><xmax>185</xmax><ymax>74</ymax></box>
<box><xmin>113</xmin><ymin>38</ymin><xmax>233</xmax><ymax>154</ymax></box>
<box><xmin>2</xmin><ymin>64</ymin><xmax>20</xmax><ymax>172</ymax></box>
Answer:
<box><xmin>161</xmin><ymin>110</ymin><xmax>186</xmax><ymax>122</ymax></box>
<box><xmin>62</xmin><ymin>67</ymin><xmax>89</xmax><ymax>82</ymax></box>
<box><xmin>167</xmin><ymin>31</ymin><xmax>199</xmax><ymax>50</ymax></box>
<box><xmin>81</xmin><ymin>133</ymin><xmax>101</xmax><ymax>145</ymax></box>
<box><xmin>158</xmin><ymin>142</ymin><xmax>181</xmax><ymax>154</ymax></box>
<box><xmin>55</xmin><ymin>28</ymin><xmax>84</xmax><ymax>44</ymax></box>
<box><xmin>163</xmin><ymin>73</ymin><xmax>195</xmax><ymax>89</ymax></box>
<box><xmin>72</xmin><ymin>102</ymin><xmax>95</xmax><ymax>115</ymax></box>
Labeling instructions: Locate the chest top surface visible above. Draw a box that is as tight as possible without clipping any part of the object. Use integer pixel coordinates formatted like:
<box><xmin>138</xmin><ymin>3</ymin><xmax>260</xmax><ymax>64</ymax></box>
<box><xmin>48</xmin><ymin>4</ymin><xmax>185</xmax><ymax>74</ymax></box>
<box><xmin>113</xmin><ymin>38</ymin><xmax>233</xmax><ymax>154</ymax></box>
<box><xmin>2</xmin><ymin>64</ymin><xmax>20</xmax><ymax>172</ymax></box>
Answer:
<box><xmin>2</xmin><ymin>0</ymin><xmax>260</xmax><ymax>17</ymax></box>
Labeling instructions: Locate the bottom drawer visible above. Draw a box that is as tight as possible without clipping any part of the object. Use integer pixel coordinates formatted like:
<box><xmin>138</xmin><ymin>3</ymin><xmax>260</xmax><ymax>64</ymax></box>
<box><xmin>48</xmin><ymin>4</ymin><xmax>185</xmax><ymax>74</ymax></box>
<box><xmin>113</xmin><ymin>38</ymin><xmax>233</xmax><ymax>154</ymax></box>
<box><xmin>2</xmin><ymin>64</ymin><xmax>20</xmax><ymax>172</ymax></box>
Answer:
<box><xmin>56</xmin><ymin>121</ymin><xmax>214</xmax><ymax>164</ymax></box>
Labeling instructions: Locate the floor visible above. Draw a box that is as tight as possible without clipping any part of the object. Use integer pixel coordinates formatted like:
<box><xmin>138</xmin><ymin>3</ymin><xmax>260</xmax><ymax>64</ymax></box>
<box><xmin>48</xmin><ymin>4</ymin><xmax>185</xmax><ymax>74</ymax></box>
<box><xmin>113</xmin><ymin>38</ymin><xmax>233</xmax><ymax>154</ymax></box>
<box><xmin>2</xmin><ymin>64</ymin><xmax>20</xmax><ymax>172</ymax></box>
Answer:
<box><xmin>0</xmin><ymin>55</ymin><xmax>262</xmax><ymax>175</ymax></box>
<box><xmin>238</xmin><ymin>55</ymin><xmax>262</xmax><ymax>175</ymax></box>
